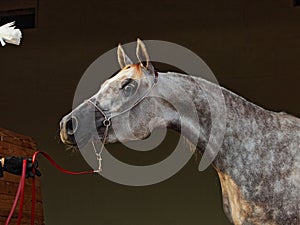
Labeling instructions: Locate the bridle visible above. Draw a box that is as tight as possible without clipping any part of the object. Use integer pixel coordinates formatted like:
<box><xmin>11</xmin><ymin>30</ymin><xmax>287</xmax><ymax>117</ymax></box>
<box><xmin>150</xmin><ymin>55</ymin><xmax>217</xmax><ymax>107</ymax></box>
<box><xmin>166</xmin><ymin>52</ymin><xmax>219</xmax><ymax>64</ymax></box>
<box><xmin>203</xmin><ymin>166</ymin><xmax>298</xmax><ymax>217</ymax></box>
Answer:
<box><xmin>86</xmin><ymin>71</ymin><xmax>158</xmax><ymax>172</ymax></box>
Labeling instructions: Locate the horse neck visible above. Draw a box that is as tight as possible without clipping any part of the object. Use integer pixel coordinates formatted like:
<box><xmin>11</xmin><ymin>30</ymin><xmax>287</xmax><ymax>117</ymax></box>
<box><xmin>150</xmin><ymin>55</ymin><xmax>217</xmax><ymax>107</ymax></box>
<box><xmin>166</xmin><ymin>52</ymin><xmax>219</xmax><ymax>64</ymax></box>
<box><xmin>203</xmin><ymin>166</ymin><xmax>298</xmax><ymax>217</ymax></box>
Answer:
<box><xmin>156</xmin><ymin>72</ymin><xmax>275</xmax><ymax>171</ymax></box>
<box><xmin>157</xmin><ymin>72</ymin><xmax>300</xmax><ymax>225</ymax></box>
<box><xmin>156</xmin><ymin>72</ymin><xmax>213</xmax><ymax>151</ymax></box>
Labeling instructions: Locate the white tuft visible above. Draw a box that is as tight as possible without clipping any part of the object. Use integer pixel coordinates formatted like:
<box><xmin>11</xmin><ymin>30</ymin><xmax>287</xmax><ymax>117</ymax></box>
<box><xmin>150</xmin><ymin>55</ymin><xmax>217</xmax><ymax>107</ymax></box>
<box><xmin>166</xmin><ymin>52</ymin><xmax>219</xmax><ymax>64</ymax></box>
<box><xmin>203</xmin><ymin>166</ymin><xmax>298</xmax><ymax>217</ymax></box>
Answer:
<box><xmin>0</xmin><ymin>21</ymin><xmax>22</xmax><ymax>46</ymax></box>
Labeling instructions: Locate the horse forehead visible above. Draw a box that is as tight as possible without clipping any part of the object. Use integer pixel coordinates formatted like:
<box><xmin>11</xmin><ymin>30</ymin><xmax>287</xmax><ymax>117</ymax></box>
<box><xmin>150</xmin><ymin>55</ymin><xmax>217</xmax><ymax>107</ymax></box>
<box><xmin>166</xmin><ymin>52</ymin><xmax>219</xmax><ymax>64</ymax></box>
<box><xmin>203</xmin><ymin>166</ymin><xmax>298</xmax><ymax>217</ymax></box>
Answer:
<box><xmin>102</xmin><ymin>64</ymin><xmax>144</xmax><ymax>89</ymax></box>
<box><xmin>112</xmin><ymin>64</ymin><xmax>143</xmax><ymax>81</ymax></box>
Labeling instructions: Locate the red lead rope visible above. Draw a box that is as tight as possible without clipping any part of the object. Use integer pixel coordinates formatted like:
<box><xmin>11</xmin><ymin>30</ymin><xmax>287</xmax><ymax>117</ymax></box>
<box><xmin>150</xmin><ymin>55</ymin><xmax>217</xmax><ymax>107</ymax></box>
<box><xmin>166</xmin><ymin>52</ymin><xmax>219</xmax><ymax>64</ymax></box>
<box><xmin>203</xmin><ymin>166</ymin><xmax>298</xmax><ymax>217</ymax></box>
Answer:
<box><xmin>5</xmin><ymin>151</ymin><xmax>96</xmax><ymax>225</ymax></box>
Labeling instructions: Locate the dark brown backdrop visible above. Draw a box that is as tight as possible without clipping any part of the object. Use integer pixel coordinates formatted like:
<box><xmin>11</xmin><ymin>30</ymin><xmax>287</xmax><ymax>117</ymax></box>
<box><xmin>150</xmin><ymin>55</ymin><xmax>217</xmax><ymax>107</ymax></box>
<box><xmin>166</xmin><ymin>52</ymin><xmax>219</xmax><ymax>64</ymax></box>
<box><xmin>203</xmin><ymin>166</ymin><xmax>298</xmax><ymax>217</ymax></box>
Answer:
<box><xmin>0</xmin><ymin>1</ymin><xmax>299</xmax><ymax>224</ymax></box>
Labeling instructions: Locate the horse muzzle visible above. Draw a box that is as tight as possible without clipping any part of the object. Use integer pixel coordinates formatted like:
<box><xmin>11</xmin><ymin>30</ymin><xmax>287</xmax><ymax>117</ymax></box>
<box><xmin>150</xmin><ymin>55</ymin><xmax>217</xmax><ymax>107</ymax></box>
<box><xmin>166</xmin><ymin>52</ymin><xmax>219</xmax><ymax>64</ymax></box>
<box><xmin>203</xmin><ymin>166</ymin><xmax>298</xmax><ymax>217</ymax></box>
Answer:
<box><xmin>60</xmin><ymin>116</ymin><xmax>79</xmax><ymax>146</ymax></box>
<box><xmin>60</xmin><ymin>107</ymin><xmax>106</xmax><ymax>147</ymax></box>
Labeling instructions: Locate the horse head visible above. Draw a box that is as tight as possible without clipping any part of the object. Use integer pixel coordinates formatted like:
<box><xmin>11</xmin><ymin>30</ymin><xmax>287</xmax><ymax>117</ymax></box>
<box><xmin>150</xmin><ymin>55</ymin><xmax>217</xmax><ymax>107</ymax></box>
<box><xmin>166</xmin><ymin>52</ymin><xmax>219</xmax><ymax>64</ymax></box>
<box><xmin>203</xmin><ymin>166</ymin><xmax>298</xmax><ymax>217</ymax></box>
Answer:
<box><xmin>60</xmin><ymin>39</ymin><xmax>168</xmax><ymax>148</ymax></box>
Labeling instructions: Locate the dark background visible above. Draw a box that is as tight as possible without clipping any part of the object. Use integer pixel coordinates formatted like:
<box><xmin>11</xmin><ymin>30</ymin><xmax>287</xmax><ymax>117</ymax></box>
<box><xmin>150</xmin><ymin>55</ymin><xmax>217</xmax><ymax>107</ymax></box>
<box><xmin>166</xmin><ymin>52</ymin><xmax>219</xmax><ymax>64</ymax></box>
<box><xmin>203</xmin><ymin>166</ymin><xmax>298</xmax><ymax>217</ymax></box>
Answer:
<box><xmin>1</xmin><ymin>1</ymin><xmax>300</xmax><ymax>224</ymax></box>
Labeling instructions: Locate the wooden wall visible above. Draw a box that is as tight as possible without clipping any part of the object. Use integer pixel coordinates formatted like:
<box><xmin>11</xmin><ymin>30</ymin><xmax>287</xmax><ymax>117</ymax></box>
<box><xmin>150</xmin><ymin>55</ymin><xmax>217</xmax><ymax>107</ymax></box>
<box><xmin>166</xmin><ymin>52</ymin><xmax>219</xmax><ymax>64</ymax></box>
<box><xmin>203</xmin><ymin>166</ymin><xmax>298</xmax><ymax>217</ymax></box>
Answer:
<box><xmin>0</xmin><ymin>128</ymin><xmax>44</xmax><ymax>225</ymax></box>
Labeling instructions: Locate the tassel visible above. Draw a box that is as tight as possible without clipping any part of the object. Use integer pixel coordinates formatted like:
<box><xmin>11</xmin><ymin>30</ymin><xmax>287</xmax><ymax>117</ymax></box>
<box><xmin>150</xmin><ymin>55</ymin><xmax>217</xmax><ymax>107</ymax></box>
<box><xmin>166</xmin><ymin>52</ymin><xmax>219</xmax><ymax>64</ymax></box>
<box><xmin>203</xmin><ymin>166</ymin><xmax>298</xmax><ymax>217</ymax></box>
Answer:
<box><xmin>0</xmin><ymin>21</ymin><xmax>22</xmax><ymax>46</ymax></box>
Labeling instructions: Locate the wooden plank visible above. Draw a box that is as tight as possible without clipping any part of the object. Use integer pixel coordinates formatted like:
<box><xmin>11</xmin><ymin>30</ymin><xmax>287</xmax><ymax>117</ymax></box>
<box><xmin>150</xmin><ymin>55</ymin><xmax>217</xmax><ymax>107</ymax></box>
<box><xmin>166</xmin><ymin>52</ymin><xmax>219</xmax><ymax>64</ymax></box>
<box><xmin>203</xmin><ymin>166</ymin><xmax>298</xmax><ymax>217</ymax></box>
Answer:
<box><xmin>0</xmin><ymin>141</ymin><xmax>36</xmax><ymax>157</ymax></box>
<box><xmin>0</xmin><ymin>128</ymin><xmax>37</xmax><ymax>149</ymax></box>
<box><xmin>0</xmin><ymin>214</ymin><xmax>45</xmax><ymax>225</ymax></box>
<box><xmin>0</xmin><ymin>0</ymin><xmax>37</xmax><ymax>12</ymax></box>
<box><xmin>0</xmin><ymin>173</ymin><xmax>41</xmax><ymax>188</ymax></box>
<box><xmin>0</xmin><ymin>217</ymin><xmax>45</xmax><ymax>225</ymax></box>
<box><xmin>0</xmin><ymin>138</ymin><xmax>36</xmax><ymax>150</ymax></box>
<box><xmin>0</xmin><ymin>194</ymin><xmax>44</xmax><ymax>218</ymax></box>
<box><xmin>0</xmin><ymin>136</ymin><xmax>36</xmax><ymax>150</ymax></box>
<box><xmin>0</xmin><ymin>203</ymin><xmax>44</xmax><ymax>219</ymax></box>
<box><xmin>0</xmin><ymin>128</ymin><xmax>36</xmax><ymax>143</ymax></box>
<box><xmin>0</xmin><ymin>8</ymin><xmax>35</xmax><ymax>17</ymax></box>
<box><xmin>0</xmin><ymin>181</ymin><xmax>42</xmax><ymax>201</ymax></box>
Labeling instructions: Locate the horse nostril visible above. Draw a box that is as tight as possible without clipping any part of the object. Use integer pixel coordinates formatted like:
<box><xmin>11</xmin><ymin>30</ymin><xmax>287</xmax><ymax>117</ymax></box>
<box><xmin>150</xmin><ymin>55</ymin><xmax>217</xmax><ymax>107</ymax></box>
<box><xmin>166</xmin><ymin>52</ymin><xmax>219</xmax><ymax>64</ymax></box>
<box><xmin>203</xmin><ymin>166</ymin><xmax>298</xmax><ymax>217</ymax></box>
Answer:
<box><xmin>66</xmin><ymin>116</ymin><xmax>78</xmax><ymax>135</ymax></box>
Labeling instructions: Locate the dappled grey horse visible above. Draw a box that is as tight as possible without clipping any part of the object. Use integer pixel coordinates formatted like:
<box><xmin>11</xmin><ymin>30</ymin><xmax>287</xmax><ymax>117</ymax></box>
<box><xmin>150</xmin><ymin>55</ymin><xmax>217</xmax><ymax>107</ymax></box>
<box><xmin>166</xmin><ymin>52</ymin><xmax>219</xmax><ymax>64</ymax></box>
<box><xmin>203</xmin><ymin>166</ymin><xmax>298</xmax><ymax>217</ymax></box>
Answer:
<box><xmin>60</xmin><ymin>39</ymin><xmax>300</xmax><ymax>225</ymax></box>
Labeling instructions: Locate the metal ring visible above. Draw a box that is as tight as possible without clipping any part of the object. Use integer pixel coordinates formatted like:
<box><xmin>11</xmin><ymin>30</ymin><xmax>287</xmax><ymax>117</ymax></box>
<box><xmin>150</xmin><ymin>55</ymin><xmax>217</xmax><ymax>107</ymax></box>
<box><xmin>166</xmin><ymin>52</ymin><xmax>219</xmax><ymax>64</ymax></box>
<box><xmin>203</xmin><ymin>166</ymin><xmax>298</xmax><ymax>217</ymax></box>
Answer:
<box><xmin>103</xmin><ymin>119</ymin><xmax>111</xmax><ymax>127</ymax></box>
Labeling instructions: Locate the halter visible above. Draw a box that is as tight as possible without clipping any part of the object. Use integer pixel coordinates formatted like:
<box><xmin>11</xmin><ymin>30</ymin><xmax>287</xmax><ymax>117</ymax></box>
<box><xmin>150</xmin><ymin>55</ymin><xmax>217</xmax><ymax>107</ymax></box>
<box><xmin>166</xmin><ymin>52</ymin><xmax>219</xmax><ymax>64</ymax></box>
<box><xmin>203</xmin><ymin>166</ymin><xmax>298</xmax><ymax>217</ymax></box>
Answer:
<box><xmin>87</xmin><ymin>71</ymin><xmax>158</xmax><ymax>172</ymax></box>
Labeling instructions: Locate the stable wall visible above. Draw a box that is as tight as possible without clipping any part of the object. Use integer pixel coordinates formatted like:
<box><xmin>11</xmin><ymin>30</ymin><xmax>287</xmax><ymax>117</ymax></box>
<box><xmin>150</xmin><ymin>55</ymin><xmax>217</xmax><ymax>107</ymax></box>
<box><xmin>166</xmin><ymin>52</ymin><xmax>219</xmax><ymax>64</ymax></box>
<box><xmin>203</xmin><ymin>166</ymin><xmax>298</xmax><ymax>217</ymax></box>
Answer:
<box><xmin>0</xmin><ymin>0</ymin><xmax>299</xmax><ymax>224</ymax></box>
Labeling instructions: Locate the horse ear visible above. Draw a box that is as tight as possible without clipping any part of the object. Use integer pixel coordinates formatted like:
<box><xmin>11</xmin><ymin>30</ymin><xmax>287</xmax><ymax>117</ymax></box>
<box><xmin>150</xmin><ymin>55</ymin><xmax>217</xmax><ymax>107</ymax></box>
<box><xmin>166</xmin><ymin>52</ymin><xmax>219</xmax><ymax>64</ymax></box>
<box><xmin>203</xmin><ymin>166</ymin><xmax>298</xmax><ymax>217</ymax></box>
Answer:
<box><xmin>136</xmin><ymin>38</ymin><xmax>150</xmax><ymax>68</ymax></box>
<box><xmin>117</xmin><ymin>43</ymin><xmax>133</xmax><ymax>68</ymax></box>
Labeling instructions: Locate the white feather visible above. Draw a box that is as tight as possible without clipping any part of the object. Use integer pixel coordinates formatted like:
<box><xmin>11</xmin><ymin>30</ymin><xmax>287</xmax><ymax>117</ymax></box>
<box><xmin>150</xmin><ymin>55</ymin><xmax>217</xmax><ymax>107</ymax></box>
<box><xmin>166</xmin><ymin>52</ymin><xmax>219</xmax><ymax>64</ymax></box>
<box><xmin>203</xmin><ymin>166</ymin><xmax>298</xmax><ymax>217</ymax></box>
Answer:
<box><xmin>0</xmin><ymin>21</ymin><xmax>22</xmax><ymax>46</ymax></box>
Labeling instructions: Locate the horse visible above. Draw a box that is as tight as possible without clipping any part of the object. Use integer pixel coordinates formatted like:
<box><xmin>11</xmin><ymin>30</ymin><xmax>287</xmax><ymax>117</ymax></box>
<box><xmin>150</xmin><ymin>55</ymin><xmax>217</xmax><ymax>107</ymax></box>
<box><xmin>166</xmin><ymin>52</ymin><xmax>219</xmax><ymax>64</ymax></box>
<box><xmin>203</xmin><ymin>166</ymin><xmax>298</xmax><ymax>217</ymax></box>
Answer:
<box><xmin>60</xmin><ymin>39</ymin><xmax>300</xmax><ymax>225</ymax></box>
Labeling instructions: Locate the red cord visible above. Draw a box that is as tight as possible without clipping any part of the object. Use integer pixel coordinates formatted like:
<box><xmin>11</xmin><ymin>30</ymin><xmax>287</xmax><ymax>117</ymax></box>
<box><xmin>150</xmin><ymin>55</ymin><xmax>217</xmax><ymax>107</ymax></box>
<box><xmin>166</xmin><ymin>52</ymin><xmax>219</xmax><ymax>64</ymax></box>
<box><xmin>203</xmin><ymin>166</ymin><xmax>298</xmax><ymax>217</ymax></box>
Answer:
<box><xmin>31</xmin><ymin>172</ymin><xmax>36</xmax><ymax>225</ymax></box>
<box><xmin>17</xmin><ymin>160</ymin><xmax>27</xmax><ymax>224</ymax></box>
<box><xmin>5</xmin><ymin>151</ymin><xmax>96</xmax><ymax>225</ymax></box>
<box><xmin>5</xmin><ymin>160</ymin><xmax>27</xmax><ymax>225</ymax></box>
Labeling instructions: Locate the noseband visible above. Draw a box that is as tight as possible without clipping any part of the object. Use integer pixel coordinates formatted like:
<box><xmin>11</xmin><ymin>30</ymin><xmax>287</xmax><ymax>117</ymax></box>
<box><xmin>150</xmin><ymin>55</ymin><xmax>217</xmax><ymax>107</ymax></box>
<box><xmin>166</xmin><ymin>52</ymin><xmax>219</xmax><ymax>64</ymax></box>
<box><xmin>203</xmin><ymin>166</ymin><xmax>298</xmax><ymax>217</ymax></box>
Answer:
<box><xmin>86</xmin><ymin>71</ymin><xmax>158</xmax><ymax>172</ymax></box>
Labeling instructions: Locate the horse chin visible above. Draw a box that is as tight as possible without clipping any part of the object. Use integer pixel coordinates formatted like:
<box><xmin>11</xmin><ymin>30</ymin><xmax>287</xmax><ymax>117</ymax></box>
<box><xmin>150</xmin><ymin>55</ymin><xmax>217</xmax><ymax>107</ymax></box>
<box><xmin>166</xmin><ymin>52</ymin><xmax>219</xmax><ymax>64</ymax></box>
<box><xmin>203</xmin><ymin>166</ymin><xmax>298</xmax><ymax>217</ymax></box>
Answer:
<box><xmin>62</xmin><ymin>126</ymin><xmax>108</xmax><ymax>149</ymax></box>
<box><xmin>64</xmin><ymin>134</ymin><xmax>92</xmax><ymax>150</ymax></box>
<box><xmin>62</xmin><ymin>140</ymin><xmax>77</xmax><ymax>148</ymax></box>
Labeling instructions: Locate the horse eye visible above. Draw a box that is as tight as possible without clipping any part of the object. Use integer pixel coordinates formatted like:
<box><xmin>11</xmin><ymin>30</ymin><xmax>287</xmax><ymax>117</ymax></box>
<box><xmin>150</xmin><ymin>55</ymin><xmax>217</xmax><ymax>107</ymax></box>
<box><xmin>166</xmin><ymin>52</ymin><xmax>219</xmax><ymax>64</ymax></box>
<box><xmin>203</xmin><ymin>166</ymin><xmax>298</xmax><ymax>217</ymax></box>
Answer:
<box><xmin>121</xmin><ymin>78</ymin><xmax>132</xmax><ymax>89</ymax></box>
<box><xmin>123</xmin><ymin>81</ymin><xmax>137</xmax><ymax>97</ymax></box>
